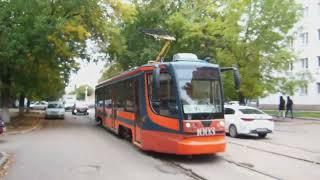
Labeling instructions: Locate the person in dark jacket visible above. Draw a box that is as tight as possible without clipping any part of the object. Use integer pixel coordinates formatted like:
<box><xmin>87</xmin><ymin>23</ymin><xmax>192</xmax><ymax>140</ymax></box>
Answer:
<box><xmin>278</xmin><ymin>96</ymin><xmax>285</xmax><ymax>119</ymax></box>
<box><xmin>285</xmin><ymin>96</ymin><xmax>294</xmax><ymax>119</ymax></box>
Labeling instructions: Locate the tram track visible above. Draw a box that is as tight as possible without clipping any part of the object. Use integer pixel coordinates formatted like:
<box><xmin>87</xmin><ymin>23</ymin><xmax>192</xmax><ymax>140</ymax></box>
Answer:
<box><xmin>164</xmin><ymin>157</ymin><xmax>283</xmax><ymax>180</ymax></box>
<box><xmin>228</xmin><ymin>141</ymin><xmax>320</xmax><ymax>165</ymax></box>
<box><xmin>253</xmin><ymin>139</ymin><xmax>319</xmax><ymax>154</ymax></box>
<box><xmin>221</xmin><ymin>157</ymin><xmax>281</xmax><ymax>180</ymax></box>
<box><xmin>151</xmin><ymin>153</ymin><xmax>283</xmax><ymax>180</ymax></box>
<box><xmin>164</xmin><ymin>161</ymin><xmax>208</xmax><ymax>180</ymax></box>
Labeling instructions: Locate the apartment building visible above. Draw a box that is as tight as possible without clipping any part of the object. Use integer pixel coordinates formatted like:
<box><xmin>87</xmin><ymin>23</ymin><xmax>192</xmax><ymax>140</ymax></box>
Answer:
<box><xmin>260</xmin><ymin>0</ymin><xmax>320</xmax><ymax>110</ymax></box>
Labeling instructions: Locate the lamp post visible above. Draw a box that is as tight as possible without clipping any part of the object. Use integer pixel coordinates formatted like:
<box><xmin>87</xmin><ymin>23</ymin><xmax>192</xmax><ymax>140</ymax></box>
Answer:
<box><xmin>85</xmin><ymin>86</ymin><xmax>88</xmax><ymax>103</ymax></box>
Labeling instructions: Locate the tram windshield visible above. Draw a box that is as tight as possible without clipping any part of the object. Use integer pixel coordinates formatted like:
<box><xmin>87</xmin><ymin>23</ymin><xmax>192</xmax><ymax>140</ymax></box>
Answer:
<box><xmin>175</xmin><ymin>66</ymin><xmax>223</xmax><ymax>116</ymax></box>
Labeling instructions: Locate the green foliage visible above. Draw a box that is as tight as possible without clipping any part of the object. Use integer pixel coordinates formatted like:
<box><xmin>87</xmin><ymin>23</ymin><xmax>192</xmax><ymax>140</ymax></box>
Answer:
<box><xmin>99</xmin><ymin>63</ymin><xmax>123</xmax><ymax>83</ymax></box>
<box><xmin>74</xmin><ymin>84</ymin><xmax>93</xmax><ymax>100</ymax></box>
<box><xmin>105</xmin><ymin>0</ymin><xmax>303</xmax><ymax>100</ymax></box>
<box><xmin>0</xmin><ymin>0</ymin><xmax>130</xmax><ymax>104</ymax></box>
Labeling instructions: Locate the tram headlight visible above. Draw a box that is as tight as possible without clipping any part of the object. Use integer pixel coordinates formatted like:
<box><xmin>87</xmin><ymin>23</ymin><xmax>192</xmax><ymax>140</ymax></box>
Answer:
<box><xmin>219</xmin><ymin>121</ymin><xmax>225</xmax><ymax>127</ymax></box>
<box><xmin>185</xmin><ymin>123</ymin><xmax>191</xmax><ymax>128</ymax></box>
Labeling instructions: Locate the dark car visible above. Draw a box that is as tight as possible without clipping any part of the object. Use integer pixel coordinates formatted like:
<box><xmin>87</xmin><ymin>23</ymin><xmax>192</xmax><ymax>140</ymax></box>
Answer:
<box><xmin>72</xmin><ymin>102</ymin><xmax>89</xmax><ymax>115</ymax></box>
<box><xmin>0</xmin><ymin>118</ymin><xmax>6</xmax><ymax>134</ymax></box>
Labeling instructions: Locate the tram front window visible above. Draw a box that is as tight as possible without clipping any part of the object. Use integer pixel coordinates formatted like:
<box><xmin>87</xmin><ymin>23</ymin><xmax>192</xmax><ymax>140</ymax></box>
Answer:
<box><xmin>176</xmin><ymin>66</ymin><xmax>223</xmax><ymax>120</ymax></box>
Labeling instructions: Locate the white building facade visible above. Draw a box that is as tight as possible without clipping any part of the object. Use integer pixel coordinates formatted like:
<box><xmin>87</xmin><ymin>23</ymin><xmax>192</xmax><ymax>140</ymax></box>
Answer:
<box><xmin>260</xmin><ymin>0</ymin><xmax>320</xmax><ymax>110</ymax></box>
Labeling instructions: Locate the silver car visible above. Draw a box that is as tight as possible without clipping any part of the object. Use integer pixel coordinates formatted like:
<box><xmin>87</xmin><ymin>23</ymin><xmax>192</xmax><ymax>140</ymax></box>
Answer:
<box><xmin>45</xmin><ymin>102</ymin><xmax>65</xmax><ymax>119</ymax></box>
<box><xmin>30</xmin><ymin>101</ymin><xmax>48</xmax><ymax>110</ymax></box>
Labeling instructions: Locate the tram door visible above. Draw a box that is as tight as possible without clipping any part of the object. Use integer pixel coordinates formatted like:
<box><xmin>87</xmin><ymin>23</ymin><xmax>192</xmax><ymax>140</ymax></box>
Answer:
<box><xmin>134</xmin><ymin>78</ymin><xmax>142</xmax><ymax>143</ymax></box>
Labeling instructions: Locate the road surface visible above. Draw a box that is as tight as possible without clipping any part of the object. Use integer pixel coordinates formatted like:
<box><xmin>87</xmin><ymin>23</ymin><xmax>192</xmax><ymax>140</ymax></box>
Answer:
<box><xmin>1</xmin><ymin>112</ymin><xmax>320</xmax><ymax>180</ymax></box>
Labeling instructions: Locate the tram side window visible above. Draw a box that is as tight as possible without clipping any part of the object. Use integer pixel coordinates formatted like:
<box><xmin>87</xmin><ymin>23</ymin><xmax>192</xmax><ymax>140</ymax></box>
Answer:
<box><xmin>115</xmin><ymin>83</ymin><xmax>125</xmax><ymax>111</ymax></box>
<box><xmin>148</xmin><ymin>73</ymin><xmax>179</xmax><ymax>118</ymax></box>
<box><xmin>125</xmin><ymin>80</ymin><xmax>135</xmax><ymax>112</ymax></box>
<box><xmin>104</xmin><ymin>87</ymin><xmax>112</xmax><ymax>108</ymax></box>
<box><xmin>96</xmin><ymin>89</ymin><xmax>104</xmax><ymax>108</ymax></box>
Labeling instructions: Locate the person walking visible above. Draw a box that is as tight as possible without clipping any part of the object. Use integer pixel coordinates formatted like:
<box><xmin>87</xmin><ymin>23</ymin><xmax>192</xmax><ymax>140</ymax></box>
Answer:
<box><xmin>285</xmin><ymin>96</ymin><xmax>294</xmax><ymax>119</ymax></box>
<box><xmin>278</xmin><ymin>96</ymin><xmax>285</xmax><ymax>119</ymax></box>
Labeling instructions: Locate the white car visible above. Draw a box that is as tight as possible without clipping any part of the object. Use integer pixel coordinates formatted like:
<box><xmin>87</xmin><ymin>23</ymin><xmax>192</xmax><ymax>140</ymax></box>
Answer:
<box><xmin>45</xmin><ymin>102</ymin><xmax>65</xmax><ymax>119</ymax></box>
<box><xmin>30</xmin><ymin>101</ymin><xmax>48</xmax><ymax>110</ymax></box>
<box><xmin>224</xmin><ymin>105</ymin><xmax>274</xmax><ymax>138</ymax></box>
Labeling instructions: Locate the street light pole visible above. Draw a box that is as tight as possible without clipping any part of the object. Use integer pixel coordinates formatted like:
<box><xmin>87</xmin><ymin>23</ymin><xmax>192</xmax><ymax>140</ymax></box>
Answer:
<box><xmin>85</xmin><ymin>86</ymin><xmax>88</xmax><ymax>103</ymax></box>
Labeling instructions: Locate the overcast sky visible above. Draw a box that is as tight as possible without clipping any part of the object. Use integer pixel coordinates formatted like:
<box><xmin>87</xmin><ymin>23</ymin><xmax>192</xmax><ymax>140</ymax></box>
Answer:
<box><xmin>65</xmin><ymin>60</ymin><xmax>105</xmax><ymax>93</ymax></box>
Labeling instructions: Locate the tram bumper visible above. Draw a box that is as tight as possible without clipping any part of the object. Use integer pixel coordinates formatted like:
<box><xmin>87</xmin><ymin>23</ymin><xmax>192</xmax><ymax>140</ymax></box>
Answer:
<box><xmin>176</xmin><ymin>135</ymin><xmax>226</xmax><ymax>155</ymax></box>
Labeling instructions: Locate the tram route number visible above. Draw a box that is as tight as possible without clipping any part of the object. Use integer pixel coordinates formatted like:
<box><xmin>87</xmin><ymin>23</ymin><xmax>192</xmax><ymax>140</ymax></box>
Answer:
<box><xmin>197</xmin><ymin>127</ymin><xmax>216</xmax><ymax>136</ymax></box>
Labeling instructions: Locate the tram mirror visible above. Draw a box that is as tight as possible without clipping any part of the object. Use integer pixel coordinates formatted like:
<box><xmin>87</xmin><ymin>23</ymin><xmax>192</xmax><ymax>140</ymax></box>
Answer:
<box><xmin>220</xmin><ymin>66</ymin><xmax>241</xmax><ymax>91</ymax></box>
<box><xmin>233</xmin><ymin>68</ymin><xmax>241</xmax><ymax>91</ymax></box>
<box><xmin>152</xmin><ymin>65</ymin><xmax>160</xmax><ymax>102</ymax></box>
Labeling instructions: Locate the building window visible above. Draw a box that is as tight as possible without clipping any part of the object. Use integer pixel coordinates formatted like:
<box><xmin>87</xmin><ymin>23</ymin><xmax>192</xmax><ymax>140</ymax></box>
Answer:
<box><xmin>318</xmin><ymin>29</ymin><xmax>320</xmax><ymax>40</ymax></box>
<box><xmin>290</xmin><ymin>62</ymin><xmax>294</xmax><ymax>71</ymax></box>
<box><xmin>303</xmin><ymin>6</ymin><xmax>309</xmax><ymax>17</ymax></box>
<box><xmin>300</xmin><ymin>32</ymin><xmax>308</xmax><ymax>45</ymax></box>
<box><xmin>317</xmin><ymin>83</ymin><xmax>320</xmax><ymax>94</ymax></box>
<box><xmin>288</xmin><ymin>37</ymin><xmax>294</xmax><ymax>48</ymax></box>
<box><xmin>300</xmin><ymin>85</ymin><xmax>308</xmax><ymax>96</ymax></box>
<box><xmin>318</xmin><ymin>56</ymin><xmax>320</xmax><ymax>66</ymax></box>
<box><xmin>301</xmin><ymin>58</ymin><xmax>308</xmax><ymax>68</ymax></box>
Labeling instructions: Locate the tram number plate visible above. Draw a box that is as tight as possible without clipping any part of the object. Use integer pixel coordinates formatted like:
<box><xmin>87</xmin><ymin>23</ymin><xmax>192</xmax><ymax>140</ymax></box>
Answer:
<box><xmin>197</xmin><ymin>128</ymin><xmax>216</xmax><ymax>136</ymax></box>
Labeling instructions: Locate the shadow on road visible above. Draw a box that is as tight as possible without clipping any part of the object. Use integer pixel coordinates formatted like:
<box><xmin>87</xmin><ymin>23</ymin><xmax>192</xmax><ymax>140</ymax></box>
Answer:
<box><xmin>141</xmin><ymin>150</ymin><xmax>223</xmax><ymax>165</ymax></box>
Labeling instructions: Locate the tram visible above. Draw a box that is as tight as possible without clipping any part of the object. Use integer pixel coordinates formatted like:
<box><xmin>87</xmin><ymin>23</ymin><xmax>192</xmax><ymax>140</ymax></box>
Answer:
<box><xmin>95</xmin><ymin>52</ymin><xmax>240</xmax><ymax>155</ymax></box>
<box><xmin>95</xmin><ymin>30</ymin><xmax>240</xmax><ymax>155</ymax></box>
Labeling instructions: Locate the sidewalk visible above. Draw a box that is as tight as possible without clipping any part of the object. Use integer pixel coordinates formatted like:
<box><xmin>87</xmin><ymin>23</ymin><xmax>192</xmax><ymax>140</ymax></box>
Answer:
<box><xmin>272</xmin><ymin>116</ymin><xmax>320</xmax><ymax>122</ymax></box>
<box><xmin>0</xmin><ymin>108</ymin><xmax>19</xmax><ymax>118</ymax></box>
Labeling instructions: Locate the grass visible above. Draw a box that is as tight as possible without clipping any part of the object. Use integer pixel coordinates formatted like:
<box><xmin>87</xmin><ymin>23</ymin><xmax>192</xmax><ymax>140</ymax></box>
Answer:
<box><xmin>5</xmin><ymin>112</ymin><xmax>42</xmax><ymax>132</ymax></box>
<box><xmin>263</xmin><ymin>110</ymin><xmax>320</xmax><ymax>119</ymax></box>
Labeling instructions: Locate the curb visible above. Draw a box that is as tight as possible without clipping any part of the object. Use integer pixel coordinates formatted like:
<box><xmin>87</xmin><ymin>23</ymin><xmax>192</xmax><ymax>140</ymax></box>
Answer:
<box><xmin>6</xmin><ymin>119</ymin><xmax>43</xmax><ymax>135</ymax></box>
<box><xmin>0</xmin><ymin>152</ymin><xmax>9</xmax><ymax>168</ymax></box>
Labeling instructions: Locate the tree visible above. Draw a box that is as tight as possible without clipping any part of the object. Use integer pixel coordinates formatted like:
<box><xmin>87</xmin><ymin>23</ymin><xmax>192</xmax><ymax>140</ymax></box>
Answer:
<box><xmin>99</xmin><ymin>63</ymin><xmax>123</xmax><ymax>82</ymax></box>
<box><xmin>106</xmin><ymin>0</ymin><xmax>303</xmax><ymax>103</ymax></box>
<box><xmin>73</xmin><ymin>85</ymin><xmax>93</xmax><ymax>101</ymax></box>
<box><xmin>0</xmin><ymin>0</ymin><xmax>133</xmax><ymax>122</ymax></box>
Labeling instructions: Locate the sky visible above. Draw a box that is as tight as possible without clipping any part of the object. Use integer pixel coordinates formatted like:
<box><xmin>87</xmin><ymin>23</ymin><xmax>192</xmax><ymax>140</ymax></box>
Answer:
<box><xmin>65</xmin><ymin>60</ymin><xmax>105</xmax><ymax>94</ymax></box>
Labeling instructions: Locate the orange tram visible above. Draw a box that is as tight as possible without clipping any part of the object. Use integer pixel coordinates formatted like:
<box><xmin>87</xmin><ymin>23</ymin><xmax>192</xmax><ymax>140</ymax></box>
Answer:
<box><xmin>95</xmin><ymin>53</ymin><xmax>239</xmax><ymax>155</ymax></box>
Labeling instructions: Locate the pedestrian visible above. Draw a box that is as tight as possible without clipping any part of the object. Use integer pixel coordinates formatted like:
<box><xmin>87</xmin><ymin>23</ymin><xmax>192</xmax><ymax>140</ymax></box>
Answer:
<box><xmin>285</xmin><ymin>96</ymin><xmax>294</xmax><ymax>119</ymax></box>
<box><xmin>278</xmin><ymin>96</ymin><xmax>285</xmax><ymax>119</ymax></box>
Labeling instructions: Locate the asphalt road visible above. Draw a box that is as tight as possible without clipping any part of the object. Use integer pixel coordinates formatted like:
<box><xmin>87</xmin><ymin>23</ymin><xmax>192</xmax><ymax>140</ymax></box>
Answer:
<box><xmin>1</xmin><ymin>112</ymin><xmax>320</xmax><ymax>180</ymax></box>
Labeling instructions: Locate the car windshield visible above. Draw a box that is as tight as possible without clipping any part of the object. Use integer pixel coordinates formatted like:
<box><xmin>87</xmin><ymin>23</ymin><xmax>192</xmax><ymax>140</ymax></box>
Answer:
<box><xmin>176</xmin><ymin>66</ymin><xmax>222</xmax><ymax>114</ymax></box>
<box><xmin>239</xmin><ymin>108</ymin><xmax>264</xmax><ymax>114</ymax></box>
<box><xmin>48</xmin><ymin>103</ymin><xmax>63</xmax><ymax>109</ymax></box>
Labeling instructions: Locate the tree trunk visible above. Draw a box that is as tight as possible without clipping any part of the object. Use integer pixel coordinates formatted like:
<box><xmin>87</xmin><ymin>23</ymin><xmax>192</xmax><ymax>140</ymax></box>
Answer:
<box><xmin>239</xmin><ymin>92</ymin><xmax>246</xmax><ymax>105</ymax></box>
<box><xmin>1</xmin><ymin>87</ymin><xmax>11</xmax><ymax>123</ymax></box>
<box><xmin>19</xmin><ymin>93</ymin><xmax>25</xmax><ymax>116</ymax></box>
<box><xmin>26</xmin><ymin>99</ymin><xmax>31</xmax><ymax>113</ymax></box>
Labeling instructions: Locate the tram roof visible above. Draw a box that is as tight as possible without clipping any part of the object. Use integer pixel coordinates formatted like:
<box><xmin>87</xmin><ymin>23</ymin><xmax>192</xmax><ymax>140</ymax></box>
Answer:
<box><xmin>96</xmin><ymin>59</ymin><xmax>220</xmax><ymax>89</ymax></box>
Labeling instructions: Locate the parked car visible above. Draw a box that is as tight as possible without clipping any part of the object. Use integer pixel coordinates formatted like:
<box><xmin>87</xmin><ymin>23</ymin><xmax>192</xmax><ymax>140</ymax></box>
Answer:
<box><xmin>0</xmin><ymin>118</ymin><xmax>6</xmax><ymax>134</ymax></box>
<box><xmin>45</xmin><ymin>101</ymin><xmax>65</xmax><ymax>119</ymax></box>
<box><xmin>224</xmin><ymin>105</ymin><xmax>274</xmax><ymax>138</ymax></box>
<box><xmin>30</xmin><ymin>101</ymin><xmax>48</xmax><ymax>110</ymax></box>
<box><xmin>72</xmin><ymin>102</ymin><xmax>89</xmax><ymax>115</ymax></box>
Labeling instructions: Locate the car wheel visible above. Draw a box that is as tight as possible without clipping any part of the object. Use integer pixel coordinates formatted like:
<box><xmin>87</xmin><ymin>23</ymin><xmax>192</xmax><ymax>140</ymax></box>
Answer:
<box><xmin>229</xmin><ymin>125</ymin><xmax>238</xmax><ymax>138</ymax></box>
<box><xmin>258</xmin><ymin>133</ymin><xmax>267</xmax><ymax>138</ymax></box>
